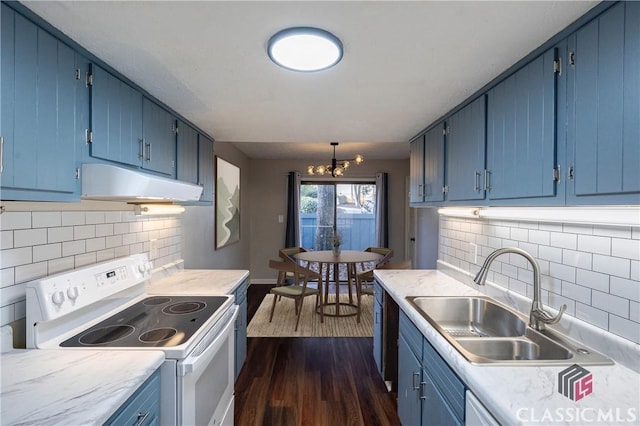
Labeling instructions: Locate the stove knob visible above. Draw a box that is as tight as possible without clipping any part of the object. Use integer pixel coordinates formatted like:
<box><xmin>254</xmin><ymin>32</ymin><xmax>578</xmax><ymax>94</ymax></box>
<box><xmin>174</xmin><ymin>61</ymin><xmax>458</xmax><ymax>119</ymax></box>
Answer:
<box><xmin>67</xmin><ymin>286</ymin><xmax>79</xmax><ymax>301</ymax></box>
<box><xmin>51</xmin><ymin>291</ymin><xmax>65</xmax><ymax>306</ymax></box>
<box><xmin>138</xmin><ymin>264</ymin><xmax>146</xmax><ymax>273</ymax></box>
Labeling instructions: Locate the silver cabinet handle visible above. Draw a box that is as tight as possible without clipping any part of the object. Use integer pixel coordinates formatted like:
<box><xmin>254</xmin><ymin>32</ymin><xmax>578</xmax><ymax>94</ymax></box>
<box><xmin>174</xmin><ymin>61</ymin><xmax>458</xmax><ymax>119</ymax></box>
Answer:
<box><xmin>418</xmin><ymin>183</ymin><xmax>423</xmax><ymax>198</ymax></box>
<box><xmin>484</xmin><ymin>169</ymin><xmax>492</xmax><ymax>191</ymax></box>
<box><xmin>134</xmin><ymin>411</ymin><xmax>150</xmax><ymax>426</ymax></box>
<box><xmin>474</xmin><ymin>171</ymin><xmax>481</xmax><ymax>192</ymax></box>
<box><xmin>412</xmin><ymin>372</ymin><xmax>420</xmax><ymax>390</ymax></box>
<box><xmin>145</xmin><ymin>142</ymin><xmax>151</xmax><ymax>162</ymax></box>
<box><xmin>419</xmin><ymin>381</ymin><xmax>428</xmax><ymax>400</ymax></box>
<box><xmin>138</xmin><ymin>139</ymin><xmax>144</xmax><ymax>159</ymax></box>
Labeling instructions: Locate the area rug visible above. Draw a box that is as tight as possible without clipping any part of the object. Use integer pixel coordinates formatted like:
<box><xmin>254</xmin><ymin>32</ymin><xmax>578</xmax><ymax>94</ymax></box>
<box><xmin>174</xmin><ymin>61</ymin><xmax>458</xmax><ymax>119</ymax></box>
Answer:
<box><xmin>247</xmin><ymin>293</ymin><xmax>374</xmax><ymax>337</ymax></box>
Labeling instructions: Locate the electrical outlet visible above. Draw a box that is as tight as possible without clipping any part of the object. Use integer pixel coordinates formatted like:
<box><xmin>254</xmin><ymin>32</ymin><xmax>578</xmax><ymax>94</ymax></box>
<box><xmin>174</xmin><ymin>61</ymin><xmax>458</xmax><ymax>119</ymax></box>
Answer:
<box><xmin>278</xmin><ymin>214</ymin><xmax>284</xmax><ymax>223</ymax></box>
<box><xmin>469</xmin><ymin>242</ymin><xmax>478</xmax><ymax>264</ymax></box>
<box><xmin>149</xmin><ymin>238</ymin><xmax>159</xmax><ymax>259</ymax></box>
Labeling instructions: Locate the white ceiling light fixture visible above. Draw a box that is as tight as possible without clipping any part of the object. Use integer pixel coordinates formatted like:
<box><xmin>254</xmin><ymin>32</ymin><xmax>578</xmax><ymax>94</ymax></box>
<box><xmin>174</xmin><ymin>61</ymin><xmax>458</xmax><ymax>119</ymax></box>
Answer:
<box><xmin>267</xmin><ymin>27</ymin><xmax>343</xmax><ymax>72</ymax></box>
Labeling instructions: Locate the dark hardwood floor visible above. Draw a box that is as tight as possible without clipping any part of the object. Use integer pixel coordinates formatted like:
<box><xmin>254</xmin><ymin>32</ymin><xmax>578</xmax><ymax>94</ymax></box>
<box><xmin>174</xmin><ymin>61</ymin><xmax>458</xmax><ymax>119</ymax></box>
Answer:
<box><xmin>234</xmin><ymin>284</ymin><xmax>401</xmax><ymax>426</ymax></box>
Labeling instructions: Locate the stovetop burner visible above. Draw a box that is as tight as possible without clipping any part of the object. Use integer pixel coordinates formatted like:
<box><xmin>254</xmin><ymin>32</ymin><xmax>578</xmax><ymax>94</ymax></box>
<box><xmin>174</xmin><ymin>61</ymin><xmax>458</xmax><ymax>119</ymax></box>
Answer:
<box><xmin>61</xmin><ymin>295</ymin><xmax>228</xmax><ymax>348</ymax></box>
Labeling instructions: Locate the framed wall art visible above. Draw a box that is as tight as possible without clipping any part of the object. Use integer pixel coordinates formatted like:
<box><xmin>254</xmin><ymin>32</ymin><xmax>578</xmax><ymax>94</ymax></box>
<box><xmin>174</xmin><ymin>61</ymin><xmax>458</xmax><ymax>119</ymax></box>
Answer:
<box><xmin>215</xmin><ymin>156</ymin><xmax>240</xmax><ymax>249</ymax></box>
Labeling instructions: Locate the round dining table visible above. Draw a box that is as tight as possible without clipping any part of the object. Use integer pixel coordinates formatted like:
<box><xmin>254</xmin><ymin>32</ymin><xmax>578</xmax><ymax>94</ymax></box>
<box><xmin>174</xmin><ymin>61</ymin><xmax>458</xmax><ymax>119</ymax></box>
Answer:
<box><xmin>294</xmin><ymin>250</ymin><xmax>383</xmax><ymax>318</ymax></box>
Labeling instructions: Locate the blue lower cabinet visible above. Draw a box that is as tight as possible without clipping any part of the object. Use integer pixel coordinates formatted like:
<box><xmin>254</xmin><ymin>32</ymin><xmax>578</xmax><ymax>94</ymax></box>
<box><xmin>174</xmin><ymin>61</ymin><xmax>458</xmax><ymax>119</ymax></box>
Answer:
<box><xmin>397</xmin><ymin>311</ymin><xmax>465</xmax><ymax>426</ymax></box>
<box><xmin>373</xmin><ymin>281</ymin><xmax>384</xmax><ymax>376</ymax></box>
<box><xmin>105</xmin><ymin>369</ymin><xmax>161</xmax><ymax>426</ymax></box>
<box><xmin>234</xmin><ymin>277</ymin><xmax>249</xmax><ymax>380</ymax></box>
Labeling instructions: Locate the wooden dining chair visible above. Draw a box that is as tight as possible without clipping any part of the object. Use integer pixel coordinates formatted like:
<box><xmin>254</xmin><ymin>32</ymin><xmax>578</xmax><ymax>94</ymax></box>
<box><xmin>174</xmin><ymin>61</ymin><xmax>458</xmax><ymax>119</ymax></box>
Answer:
<box><xmin>355</xmin><ymin>247</ymin><xmax>394</xmax><ymax>292</ymax></box>
<box><xmin>268</xmin><ymin>260</ymin><xmax>323</xmax><ymax>331</ymax></box>
<box><xmin>278</xmin><ymin>246</ymin><xmax>322</xmax><ymax>286</ymax></box>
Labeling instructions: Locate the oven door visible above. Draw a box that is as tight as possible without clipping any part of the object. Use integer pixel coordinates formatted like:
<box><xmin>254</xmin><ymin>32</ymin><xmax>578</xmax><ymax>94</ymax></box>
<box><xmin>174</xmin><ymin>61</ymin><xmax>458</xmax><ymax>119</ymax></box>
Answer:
<box><xmin>177</xmin><ymin>305</ymin><xmax>238</xmax><ymax>426</ymax></box>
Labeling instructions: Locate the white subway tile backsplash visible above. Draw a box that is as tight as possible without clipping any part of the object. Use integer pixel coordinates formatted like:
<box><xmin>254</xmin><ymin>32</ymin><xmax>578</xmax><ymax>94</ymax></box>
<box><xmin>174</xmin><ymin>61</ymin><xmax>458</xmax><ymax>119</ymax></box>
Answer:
<box><xmin>0</xmin><ymin>212</ymin><xmax>31</xmax><ymax>230</ymax></box>
<box><xmin>32</xmin><ymin>212</ymin><xmax>61</xmax><ymax>228</ymax></box>
<box><xmin>592</xmin><ymin>254</ymin><xmax>630</xmax><ymax>279</ymax></box>
<box><xmin>33</xmin><ymin>243</ymin><xmax>62</xmax><ymax>262</ymax></box>
<box><xmin>48</xmin><ymin>257</ymin><xmax>75</xmax><ymax>275</ymax></box>
<box><xmin>609</xmin><ymin>315</ymin><xmax>640</xmax><ymax>344</ymax></box>
<box><xmin>610</xmin><ymin>276</ymin><xmax>640</xmax><ymax>302</ymax></box>
<box><xmin>95</xmin><ymin>224</ymin><xmax>114</xmax><ymax>237</ymax></box>
<box><xmin>562</xmin><ymin>249</ymin><xmax>592</xmax><ymax>270</ymax></box>
<box><xmin>48</xmin><ymin>227</ymin><xmax>74</xmax><ymax>243</ymax></box>
<box><xmin>62</xmin><ymin>240</ymin><xmax>86</xmax><ymax>257</ymax></box>
<box><xmin>14</xmin><ymin>229</ymin><xmax>47</xmax><ymax>248</ymax></box>
<box><xmin>576</xmin><ymin>303</ymin><xmax>609</xmax><ymax>329</ymax></box>
<box><xmin>611</xmin><ymin>238</ymin><xmax>640</xmax><ymax>261</ymax></box>
<box><xmin>85</xmin><ymin>212</ymin><xmax>106</xmax><ymax>224</ymax></box>
<box><xmin>74</xmin><ymin>225</ymin><xmax>96</xmax><ymax>240</ymax></box>
<box><xmin>15</xmin><ymin>262</ymin><xmax>47</xmax><ymax>283</ymax></box>
<box><xmin>75</xmin><ymin>252</ymin><xmax>97</xmax><ymax>268</ymax></box>
<box><xmin>592</xmin><ymin>290</ymin><xmax>629</xmax><ymax>318</ymax></box>
<box><xmin>0</xmin><ymin>268</ymin><xmax>15</xmax><ymax>288</ymax></box>
<box><xmin>85</xmin><ymin>238</ymin><xmax>106</xmax><ymax>253</ymax></box>
<box><xmin>439</xmin><ymin>215</ymin><xmax>639</xmax><ymax>345</ymax></box>
<box><xmin>114</xmin><ymin>223</ymin><xmax>129</xmax><ymax>235</ymax></box>
<box><xmin>550</xmin><ymin>232</ymin><xmax>577</xmax><ymax>250</ymax></box>
<box><xmin>96</xmin><ymin>249</ymin><xmax>115</xmax><ymax>263</ymax></box>
<box><xmin>576</xmin><ymin>269</ymin><xmax>610</xmax><ymax>292</ymax></box>
<box><xmin>1</xmin><ymin>231</ymin><xmax>13</xmax><ymax>250</ymax></box>
<box><xmin>61</xmin><ymin>211</ymin><xmax>85</xmax><ymax>226</ymax></box>
<box><xmin>577</xmin><ymin>234</ymin><xmax>611</xmax><ymax>255</ymax></box>
<box><xmin>1</xmin><ymin>247</ymin><xmax>32</xmax><ymax>268</ymax></box>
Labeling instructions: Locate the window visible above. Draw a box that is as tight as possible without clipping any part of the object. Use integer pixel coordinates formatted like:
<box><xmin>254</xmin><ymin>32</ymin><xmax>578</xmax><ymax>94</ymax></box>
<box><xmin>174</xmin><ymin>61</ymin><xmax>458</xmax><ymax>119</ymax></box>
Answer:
<box><xmin>299</xmin><ymin>181</ymin><xmax>377</xmax><ymax>250</ymax></box>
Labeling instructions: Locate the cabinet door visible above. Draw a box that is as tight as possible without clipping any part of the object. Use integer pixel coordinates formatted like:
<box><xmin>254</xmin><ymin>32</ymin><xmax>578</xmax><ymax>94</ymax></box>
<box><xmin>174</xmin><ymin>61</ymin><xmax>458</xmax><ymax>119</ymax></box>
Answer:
<box><xmin>90</xmin><ymin>64</ymin><xmax>143</xmax><ymax>167</ymax></box>
<box><xmin>487</xmin><ymin>48</ymin><xmax>558</xmax><ymax>201</ymax></box>
<box><xmin>424</xmin><ymin>124</ymin><xmax>446</xmax><ymax>202</ymax></box>
<box><xmin>398</xmin><ymin>334</ymin><xmax>422</xmax><ymax>426</ymax></box>
<box><xmin>176</xmin><ymin>120</ymin><xmax>199</xmax><ymax>184</ymax></box>
<box><xmin>568</xmin><ymin>2</ymin><xmax>640</xmax><ymax>200</ymax></box>
<box><xmin>142</xmin><ymin>98</ymin><xmax>176</xmax><ymax>176</ymax></box>
<box><xmin>410</xmin><ymin>135</ymin><xmax>425</xmax><ymax>203</ymax></box>
<box><xmin>198</xmin><ymin>134</ymin><xmax>214</xmax><ymax>202</ymax></box>
<box><xmin>1</xmin><ymin>6</ymin><xmax>77</xmax><ymax>199</ymax></box>
<box><xmin>420</xmin><ymin>369</ymin><xmax>462</xmax><ymax>426</ymax></box>
<box><xmin>373</xmin><ymin>293</ymin><xmax>383</xmax><ymax>375</ymax></box>
<box><xmin>446</xmin><ymin>96</ymin><xmax>486</xmax><ymax>201</ymax></box>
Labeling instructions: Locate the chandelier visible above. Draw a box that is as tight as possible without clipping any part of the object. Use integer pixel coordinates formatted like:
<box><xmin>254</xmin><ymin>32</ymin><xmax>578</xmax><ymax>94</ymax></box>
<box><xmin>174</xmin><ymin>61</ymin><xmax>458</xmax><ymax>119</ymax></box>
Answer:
<box><xmin>307</xmin><ymin>142</ymin><xmax>364</xmax><ymax>177</ymax></box>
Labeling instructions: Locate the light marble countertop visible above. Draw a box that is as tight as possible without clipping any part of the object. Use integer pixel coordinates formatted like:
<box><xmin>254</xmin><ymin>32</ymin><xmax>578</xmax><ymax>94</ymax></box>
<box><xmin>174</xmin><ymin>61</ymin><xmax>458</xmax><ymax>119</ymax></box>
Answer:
<box><xmin>0</xmin><ymin>349</ymin><xmax>164</xmax><ymax>425</ymax></box>
<box><xmin>375</xmin><ymin>268</ymin><xmax>640</xmax><ymax>426</ymax></box>
<box><xmin>147</xmin><ymin>265</ymin><xmax>249</xmax><ymax>296</ymax></box>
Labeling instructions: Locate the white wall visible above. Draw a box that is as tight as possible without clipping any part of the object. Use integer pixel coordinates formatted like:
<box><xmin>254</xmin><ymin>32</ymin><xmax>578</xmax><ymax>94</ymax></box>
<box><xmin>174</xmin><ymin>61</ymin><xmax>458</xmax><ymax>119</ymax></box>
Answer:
<box><xmin>436</xmin><ymin>215</ymin><xmax>640</xmax><ymax>344</ymax></box>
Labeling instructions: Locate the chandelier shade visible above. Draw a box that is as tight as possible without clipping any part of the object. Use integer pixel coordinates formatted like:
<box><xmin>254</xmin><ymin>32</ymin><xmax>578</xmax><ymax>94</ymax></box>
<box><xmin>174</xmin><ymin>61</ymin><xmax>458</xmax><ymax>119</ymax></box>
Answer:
<box><xmin>307</xmin><ymin>142</ymin><xmax>364</xmax><ymax>177</ymax></box>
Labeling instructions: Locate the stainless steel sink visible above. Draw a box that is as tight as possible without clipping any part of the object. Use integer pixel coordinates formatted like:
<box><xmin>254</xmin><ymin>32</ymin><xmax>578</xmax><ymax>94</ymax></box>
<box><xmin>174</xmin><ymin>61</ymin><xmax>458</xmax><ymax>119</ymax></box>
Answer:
<box><xmin>406</xmin><ymin>296</ymin><xmax>613</xmax><ymax>365</ymax></box>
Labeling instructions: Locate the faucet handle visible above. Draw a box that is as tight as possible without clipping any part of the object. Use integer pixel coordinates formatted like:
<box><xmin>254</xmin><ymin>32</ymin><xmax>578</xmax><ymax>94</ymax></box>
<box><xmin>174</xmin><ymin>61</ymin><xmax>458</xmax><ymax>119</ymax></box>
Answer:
<box><xmin>533</xmin><ymin>303</ymin><xmax>567</xmax><ymax>326</ymax></box>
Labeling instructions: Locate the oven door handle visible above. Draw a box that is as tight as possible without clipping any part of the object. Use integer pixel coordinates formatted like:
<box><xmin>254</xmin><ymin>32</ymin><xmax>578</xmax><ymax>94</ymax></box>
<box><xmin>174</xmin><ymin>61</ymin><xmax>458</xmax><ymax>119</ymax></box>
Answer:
<box><xmin>177</xmin><ymin>305</ymin><xmax>238</xmax><ymax>376</ymax></box>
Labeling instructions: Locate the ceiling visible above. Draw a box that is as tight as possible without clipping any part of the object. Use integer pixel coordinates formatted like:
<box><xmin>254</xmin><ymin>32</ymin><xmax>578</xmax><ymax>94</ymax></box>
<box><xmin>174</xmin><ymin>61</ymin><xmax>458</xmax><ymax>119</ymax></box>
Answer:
<box><xmin>23</xmin><ymin>1</ymin><xmax>598</xmax><ymax>161</ymax></box>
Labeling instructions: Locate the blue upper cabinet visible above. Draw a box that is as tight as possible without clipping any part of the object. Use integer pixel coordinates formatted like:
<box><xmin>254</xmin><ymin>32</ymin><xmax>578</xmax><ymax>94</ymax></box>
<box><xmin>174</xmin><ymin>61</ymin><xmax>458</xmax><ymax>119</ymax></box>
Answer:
<box><xmin>486</xmin><ymin>47</ymin><xmax>559</xmax><ymax>202</ymax></box>
<box><xmin>142</xmin><ymin>97</ymin><xmax>176</xmax><ymax>176</ymax></box>
<box><xmin>567</xmin><ymin>1</ymin><xmax>640</xmax><ymax>203</ymax></box>
<box><xmin>198</xmin><ymin>134</ymin><xmax>214</xmax><ymax>203</ymax></box>
<box><xmin>176</xmin><ymin>120</ymin><xmax>199</xmax><ymax>185</ymax></box>
<box><xmin>424</xmin><ymin>123</ymin><xmax>446</xmax><ymax>203</ymax></box>
<box><xmin>446</xmin><ymin>96</ymin><xmax>486</xmax><ymax>202</ymax></box>
<box><xmin>90</xmin><ymin>64</ymin><xmax>143</xmax><ymax>168</ymax></box>
<box><xmin>409</xmin><ymin>134</ymin><xmax>426</xmax><ymax>203</ymax></box>
<box><xmin>1</xmin><ymin>5</ymin><xmax>79</xmax><ymax>201</ymax></box>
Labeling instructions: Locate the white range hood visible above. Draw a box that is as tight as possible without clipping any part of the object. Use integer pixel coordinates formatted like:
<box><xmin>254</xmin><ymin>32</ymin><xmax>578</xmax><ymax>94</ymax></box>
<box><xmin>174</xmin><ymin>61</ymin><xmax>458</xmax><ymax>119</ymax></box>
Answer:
<box><xmin>81</xmin><ymin>163</ymin><xmax>203</xmax><ymax>202</ymax></box>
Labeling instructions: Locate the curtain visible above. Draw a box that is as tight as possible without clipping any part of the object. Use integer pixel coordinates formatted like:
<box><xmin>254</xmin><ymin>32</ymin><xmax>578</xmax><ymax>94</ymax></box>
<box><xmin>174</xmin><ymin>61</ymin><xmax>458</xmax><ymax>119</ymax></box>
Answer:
<box><xmin>375</xmin><ymin>172</ymin><xmax>389</xmax><ymax>247</ymax></box>
<box><xmin>285</xmin><ymin>171</ymin><xmax>301</xmax><ymax>247</ymax></box>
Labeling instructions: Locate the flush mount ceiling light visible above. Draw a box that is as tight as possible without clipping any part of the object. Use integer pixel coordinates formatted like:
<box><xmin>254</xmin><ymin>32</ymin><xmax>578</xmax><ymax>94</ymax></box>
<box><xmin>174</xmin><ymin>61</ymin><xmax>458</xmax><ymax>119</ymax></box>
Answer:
<box><xmin>267</xmin><ymin>27</ymin><xmax>343</xmax><ymax>72</ymax></box>
<box><xmin>308</xmin><ymin>142</ymin><xmax>364</xmax><ymax>177</ymax></box>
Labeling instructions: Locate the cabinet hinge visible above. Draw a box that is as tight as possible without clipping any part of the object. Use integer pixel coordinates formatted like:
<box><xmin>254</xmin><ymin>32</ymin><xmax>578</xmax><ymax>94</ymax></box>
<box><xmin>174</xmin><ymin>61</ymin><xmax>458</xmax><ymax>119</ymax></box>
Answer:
<box><xmin>442</xmin><ymin>127</ymin><xmax>446</xmax><ymax>136</ymax></box>
<box><xmin>442</xmin><ymin>185</ymin><xmax>449</xmax><ymax>194</ymax></box>
<box><xmin>553</xmin><ymin>166</ymin><xmax>561</xmax><ymax>183</ymax></box>
<box><xmin>85</xmin><ymin>129</ymin><xmax>93</xmax><ymax>144</ymax></box>
<box><xmin>75</xmin><ymin>69</ymin><xmax>81</xmax><ymax>80</ymax></box>
<box><xmin>569</xmin><ymin>51</ymin><xmax>576</xmax><ymax>67</ymax></box>
<box><xmin>86</xmin><ymin>72</ymin><xmax>93</xmax><ymax>87</ymax></box>
<box><xmin>553</xmin><ymin>58</ymin><xmax>562</xmax><ymax>75</ymax></box>
<box><xmin>75</xmin><ymin>168</ymin><xmax>81</xmax><ymax>180</ymax></box>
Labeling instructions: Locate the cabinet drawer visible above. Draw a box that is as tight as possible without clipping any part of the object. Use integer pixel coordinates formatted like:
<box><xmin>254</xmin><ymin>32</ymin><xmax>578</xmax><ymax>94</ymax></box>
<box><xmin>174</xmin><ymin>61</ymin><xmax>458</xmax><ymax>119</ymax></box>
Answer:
<box><xmin>105</xmin><ymin>369</ymin><xmax>160</xmax><ymax>426</ymax></box>
<box><xmin>399</xmin><ymin>311</ymin><xmax>423</xmax><ymax>358</ymax></box>
<box><xmin>423</xmin><ymin>337</ymin><xmax>465</xmax><ymax>423</ymax></box>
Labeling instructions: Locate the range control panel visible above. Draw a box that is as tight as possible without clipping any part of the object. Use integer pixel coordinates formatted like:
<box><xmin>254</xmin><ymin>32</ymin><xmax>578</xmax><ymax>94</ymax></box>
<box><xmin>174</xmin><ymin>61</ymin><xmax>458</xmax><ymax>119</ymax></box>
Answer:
<box><xmin>25</xmin><ymin>254</ymin><xmax>153</xmax><ymax>322</ymax></box>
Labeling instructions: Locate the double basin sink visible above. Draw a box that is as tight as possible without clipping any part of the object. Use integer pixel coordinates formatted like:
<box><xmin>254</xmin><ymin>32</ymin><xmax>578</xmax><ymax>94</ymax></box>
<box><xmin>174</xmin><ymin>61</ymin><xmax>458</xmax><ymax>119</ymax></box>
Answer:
<box><xmin>406</xmin><ymin>296</ymin><xmax>613</xmax><ymax>365</ymax></box>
